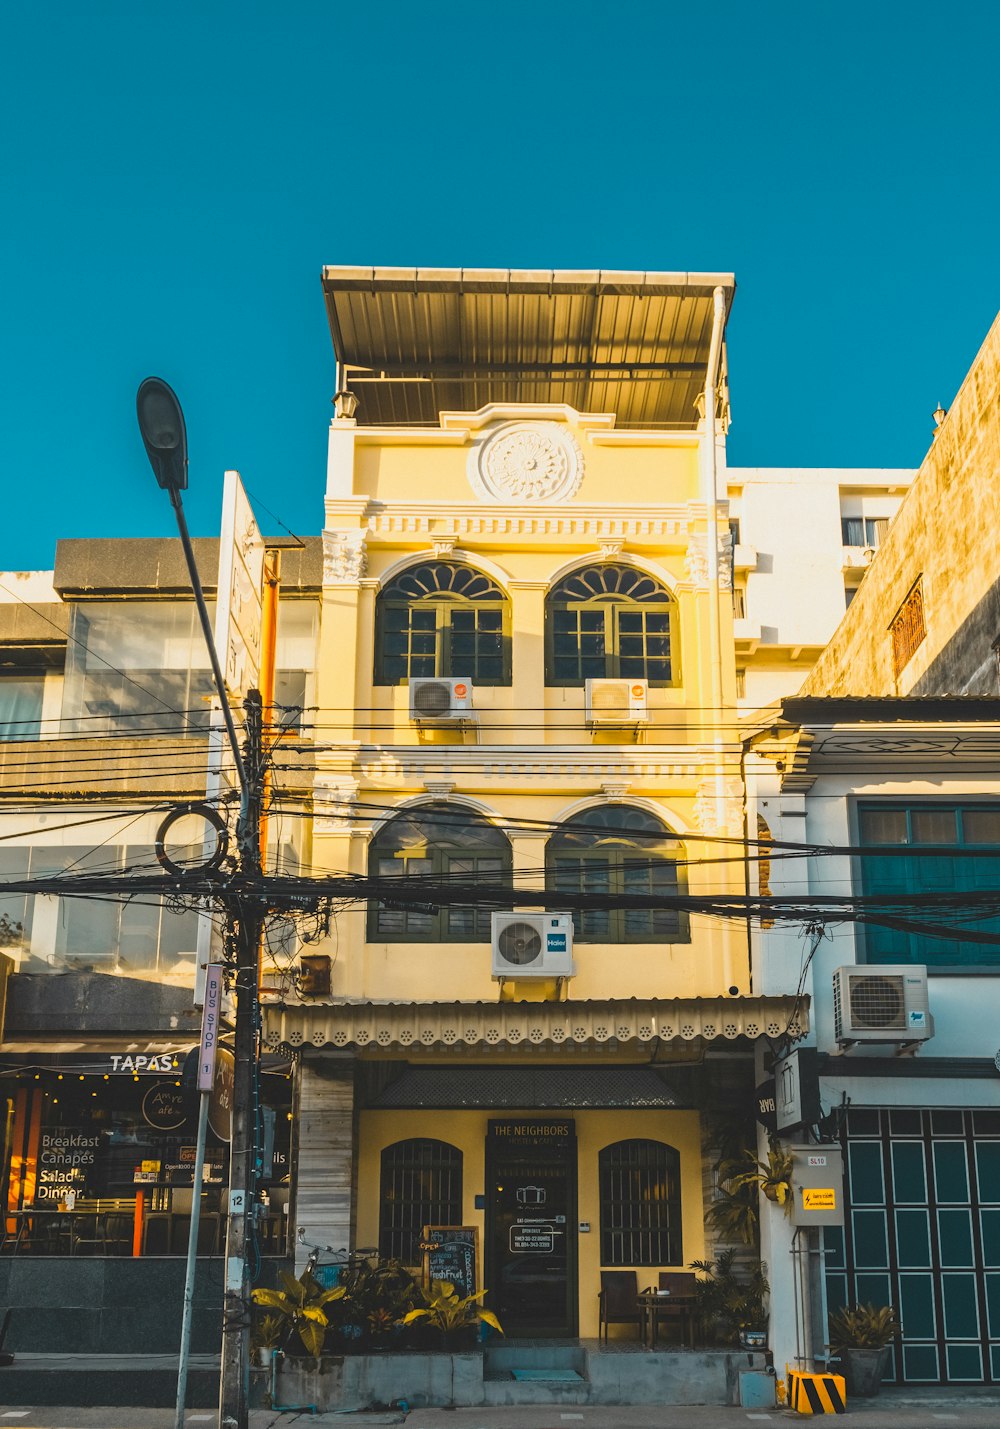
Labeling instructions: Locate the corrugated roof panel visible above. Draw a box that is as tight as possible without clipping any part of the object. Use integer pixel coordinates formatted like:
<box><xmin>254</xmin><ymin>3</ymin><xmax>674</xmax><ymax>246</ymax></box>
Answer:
<box><xmin>322</xmin><ymin>267</ymin><xmax>734</xmax><ymax>426</ymax></box>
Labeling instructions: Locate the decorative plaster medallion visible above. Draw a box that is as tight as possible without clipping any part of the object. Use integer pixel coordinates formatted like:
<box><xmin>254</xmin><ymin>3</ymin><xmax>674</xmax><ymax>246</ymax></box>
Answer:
<box><xmin>469</xmin><ymin>422</ymin><xmax>584</xmax><ymax>503</ymax></box>
<box><xmin>323</xmin><ymin>529</ymin><xmax>367</xmax><ymax>585</ymax></box>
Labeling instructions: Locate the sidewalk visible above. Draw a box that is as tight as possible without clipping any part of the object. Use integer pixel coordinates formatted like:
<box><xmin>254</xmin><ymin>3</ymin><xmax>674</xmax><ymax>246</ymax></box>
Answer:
<box><xmin>3</xmin><ymin>1393</ymin><xmax>1000</xmax><ymax>1429</ymax></box>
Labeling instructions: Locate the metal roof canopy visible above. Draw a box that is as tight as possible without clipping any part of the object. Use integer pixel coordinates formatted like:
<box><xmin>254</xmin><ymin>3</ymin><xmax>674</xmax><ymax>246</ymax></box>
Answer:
<box><xmin>321</xmin><ymin>267</ymin><xmax>735</xmax><ymax>429</ymax></box>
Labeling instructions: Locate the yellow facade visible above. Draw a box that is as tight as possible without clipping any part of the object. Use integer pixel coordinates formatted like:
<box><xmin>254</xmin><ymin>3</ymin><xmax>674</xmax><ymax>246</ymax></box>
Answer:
<box><xmin>357</xmin><ymin>1107</ymin><xmax>705</xmax><ymax>1339</ymax></box>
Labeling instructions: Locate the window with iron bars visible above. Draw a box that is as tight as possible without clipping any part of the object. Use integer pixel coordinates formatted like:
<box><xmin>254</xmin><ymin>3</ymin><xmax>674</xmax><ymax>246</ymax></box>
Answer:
<box><xmin>378</xmin><ymin>1139</ymin><xmax>463</xmax><ymax>1265</ymax></box>
<box><xmin>599</xmin><ymin>1139</ymin><xmax>681</xmax><ymax>1266</ymax></box>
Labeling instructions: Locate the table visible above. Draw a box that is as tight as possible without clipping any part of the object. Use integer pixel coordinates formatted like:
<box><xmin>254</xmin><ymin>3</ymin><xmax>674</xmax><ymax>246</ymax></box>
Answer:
<box><xmin>638</xmin><ymin>1290</ymin><xmax>696</xmax><ymax>1349</ymax></box>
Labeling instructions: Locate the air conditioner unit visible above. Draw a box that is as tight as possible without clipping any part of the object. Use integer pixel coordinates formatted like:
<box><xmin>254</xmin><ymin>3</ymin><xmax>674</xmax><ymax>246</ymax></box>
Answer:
<box><xmin>832</xmin><ymin>965</ymin><xmax>933</xmax><ymax>1045</ymax></box>
<box><xmin>409</xmin><ymin>677</ymin><xmax>474</xmax><ymax>723</ymax></box>
<box><xmin>491</xmin><ymin>912</ymin><xmax>575</xmax><ymax>980</ymax></box>
<box><xmin>585</xmin><ymin>678</ymin><xmax>648</xmax><ymax>724</ymax></box>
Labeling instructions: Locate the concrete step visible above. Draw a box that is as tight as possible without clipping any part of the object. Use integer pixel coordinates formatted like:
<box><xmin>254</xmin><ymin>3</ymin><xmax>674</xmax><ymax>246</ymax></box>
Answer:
<box><xmin>483</xmin><ymin>1377</ymin><xmax>590</xmax><ymax>1405</ymax></box>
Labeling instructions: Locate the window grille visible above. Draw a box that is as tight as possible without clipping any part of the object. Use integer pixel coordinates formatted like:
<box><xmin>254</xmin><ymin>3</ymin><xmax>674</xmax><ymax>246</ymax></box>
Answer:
<box><xmin>378</xmin><ymin>1139</ymin><xmax>463</xmax><ymax>1265</ymax></box>
<box><xmin>375</xmin><ymin>562</ymin><xmax>509</xmax><ymax>686</ymax></box>
<box><xmin>545</xmin><ymin>564</ymin><xmax>677</xmax><ymax>687</ymax></box>
<box><xmin>599</xmin><ymin>1139</ymin><xmax>681</xmax><ymax>1266</ymax></box>
<box><xmin>889</xmin><ymin>578</ymin><xmax>926</xmax><ymax>676</ymax></box>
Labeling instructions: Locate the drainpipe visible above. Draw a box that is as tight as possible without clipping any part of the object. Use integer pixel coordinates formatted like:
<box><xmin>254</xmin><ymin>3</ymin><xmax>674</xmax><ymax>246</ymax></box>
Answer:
<box><xmin>701</xmin><ymin>287</ymin><xmax>735</xmax><ymax>984</ymax></box>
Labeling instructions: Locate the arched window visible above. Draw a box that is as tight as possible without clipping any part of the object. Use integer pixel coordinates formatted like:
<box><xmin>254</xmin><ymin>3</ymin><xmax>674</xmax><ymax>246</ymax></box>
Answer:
<box><xmin>599</xmin><ymin>1139</ymin><xmax>682</xmax><ymax>1266</ymax></box>
<box><xmin>368</xmin><ymin>802</ymin><xmax>512</xmax><ymax>942</ymax></box>
<box><xmin>545</xmin><ymin>804</ymin><xmax>688</xmax><ymax>943</ymax></box>
<box><xmin>379</xmin><ymin>1138</ymin><xmax>463</xmax><ymax>1265</ymax></box>
<box><xmin>545</xmin><ymin>564</ymin><xmax>677</xmax><ymax>686</ymax></box>
<box><xmin>375</xmin><ymin>561</ymin><xmax>510</xmax><ymax>685</ymax></box>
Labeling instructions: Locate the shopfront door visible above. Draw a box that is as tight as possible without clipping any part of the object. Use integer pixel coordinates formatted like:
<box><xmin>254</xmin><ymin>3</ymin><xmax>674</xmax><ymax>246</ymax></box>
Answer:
<box><xmin>486</xmin><ymin>1119</ymin><xmax>577</xmax><ymax>1337</ymax></box>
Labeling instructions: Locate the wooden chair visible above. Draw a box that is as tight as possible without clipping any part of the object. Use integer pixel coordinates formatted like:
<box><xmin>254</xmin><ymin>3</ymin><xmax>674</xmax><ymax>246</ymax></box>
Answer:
<box><xmin>598</xmin><ymin>1270</ymin><xmax>642</xmax><ymax>1342</ymax></box>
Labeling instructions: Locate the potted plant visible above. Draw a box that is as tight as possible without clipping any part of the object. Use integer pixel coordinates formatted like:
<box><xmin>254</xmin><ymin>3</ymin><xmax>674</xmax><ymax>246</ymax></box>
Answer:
<box><xmin>828</xmin><ymin>1302</ymin><xmax>901</xmax><ymax>1397</ymax></box>
<box><xmin>251</xmin><ymin>1269</ymin><xmax>346</xmax><ymax>1359</ymax></box>
<box><xmin>250</xmin><ymin>1312</ymin><xmax>284</xmax><ymax>1368</ymax></box>
<box><xmin>721</xmin><ymin>1140</ymin><xmax>795</xmax><ymax>1212</ymax></box>
<box><xmin>690</xmin><ymin>1250</ymin><xmax>769</xmax><ymax>1347</ymax></box>
<box><xmin>402</xmin><ymin>1279</ymin><xmax>503</xmax><ymax>1349</ymax></box>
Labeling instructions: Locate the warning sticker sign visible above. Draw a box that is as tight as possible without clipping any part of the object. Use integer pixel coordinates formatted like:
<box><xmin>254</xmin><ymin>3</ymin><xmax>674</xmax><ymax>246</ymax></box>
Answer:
<box><xmin>802</xmin><ymin>1187</ymin><xmax>837</xmax><ymax>1211</ymax></box>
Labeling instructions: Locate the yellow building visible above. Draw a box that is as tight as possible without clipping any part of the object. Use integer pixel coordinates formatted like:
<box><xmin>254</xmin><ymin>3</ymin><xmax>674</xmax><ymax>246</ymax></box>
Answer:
<box><xmin>263</xmin><ymin>268</ymin><xmax>804</xmax><ymax>1338</ymax></box>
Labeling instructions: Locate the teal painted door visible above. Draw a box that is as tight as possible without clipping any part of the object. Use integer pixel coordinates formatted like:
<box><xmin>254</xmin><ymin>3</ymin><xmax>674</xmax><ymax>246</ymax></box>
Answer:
<box><xmin>827</xmin><ymin>1107</ymin><xmax>1000</xmax><ymax>1384</ymax></box>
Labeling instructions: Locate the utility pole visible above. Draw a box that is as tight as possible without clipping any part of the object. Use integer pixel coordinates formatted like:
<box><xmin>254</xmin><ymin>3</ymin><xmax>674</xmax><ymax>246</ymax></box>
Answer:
<box><xmin>137</xmin><ymin>381</ymin><xmax>269</xmax><ymax>1429</ymax></box>
<box><xmin>219</xmin><ymin>689</ymin><xmax>266</xmax><ymax>1429</ymax></box>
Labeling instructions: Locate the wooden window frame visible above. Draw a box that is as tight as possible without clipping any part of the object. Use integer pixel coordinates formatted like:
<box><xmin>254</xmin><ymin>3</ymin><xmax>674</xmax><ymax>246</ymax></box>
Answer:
<box><xmin>374</xmin><ymin>563</ymin><xmax>511</xmax><ymax>687</ymax></box>
<box><xmin>367</xmin><ymin>803</ymin><xmax>513</xmax><ymax>943</ymax></box>
<box><xmin>545</xmin><ymin>565</ymin><xmax>679</xmax><ymax>688</ymax></box>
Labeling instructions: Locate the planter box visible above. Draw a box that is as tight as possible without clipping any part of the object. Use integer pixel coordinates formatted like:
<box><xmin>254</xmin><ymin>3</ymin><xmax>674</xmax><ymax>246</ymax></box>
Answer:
<box><xmin>275</xmin><ymin>1351</ymin><xmax>485</xmax><ymax>1411</ymax></box>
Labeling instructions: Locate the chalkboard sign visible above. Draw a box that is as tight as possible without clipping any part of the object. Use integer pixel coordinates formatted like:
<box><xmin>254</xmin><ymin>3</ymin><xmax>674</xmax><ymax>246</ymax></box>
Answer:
<box><xmin>421</xmin><ymin>1225</ymin><xmax>478</xmax><ymax>1299</ymax></box>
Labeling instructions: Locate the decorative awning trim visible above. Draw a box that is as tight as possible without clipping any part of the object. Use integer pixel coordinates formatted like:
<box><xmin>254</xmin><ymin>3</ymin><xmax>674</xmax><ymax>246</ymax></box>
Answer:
<box><xmin>262</xmin><ymin>997</ymin><xmax>807</xmax><ymax>1053</ymax></box>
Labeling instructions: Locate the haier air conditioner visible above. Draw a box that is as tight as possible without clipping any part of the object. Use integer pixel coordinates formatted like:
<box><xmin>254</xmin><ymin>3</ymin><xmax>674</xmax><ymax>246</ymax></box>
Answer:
<box><xmin>409</xmin><ymin>677</ymin><xmax>474</xmax><ymax>723</ymax></box>
<box><xmin>491</xmin><ymin>912</ymin><xmax>575</xmax><ymax>980</ymax></box>
<box><xmin>832</xmin><ymin>965</ymin><xmax>933</xmax><ymax>1046</ymax></box>
<box><xmin>585</xmin><ymin>678</ymin><xmax>649</xmax><ymax>725</ymax></box>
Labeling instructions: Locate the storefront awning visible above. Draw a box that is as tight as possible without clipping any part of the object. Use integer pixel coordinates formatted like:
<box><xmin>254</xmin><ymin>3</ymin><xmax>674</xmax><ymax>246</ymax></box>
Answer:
<box><xmin>263</xmin><ymin>996</ymin><xmax>807</xmax><ymax>1054</ymax></box>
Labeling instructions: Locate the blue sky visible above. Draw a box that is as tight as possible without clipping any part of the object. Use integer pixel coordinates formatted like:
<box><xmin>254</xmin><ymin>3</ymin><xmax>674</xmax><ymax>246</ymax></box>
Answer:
<box><xmin>4</xmin><ymin>2</ymin><xmax>1000</xmax><ymax>569</ymax></box>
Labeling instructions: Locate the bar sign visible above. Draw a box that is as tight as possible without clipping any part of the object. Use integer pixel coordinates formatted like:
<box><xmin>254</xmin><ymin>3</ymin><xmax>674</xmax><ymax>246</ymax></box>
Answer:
<box><xmin>198</xmin><ymin>963</ymin><xmax>223</xmax><ymax>1091</ymax></box>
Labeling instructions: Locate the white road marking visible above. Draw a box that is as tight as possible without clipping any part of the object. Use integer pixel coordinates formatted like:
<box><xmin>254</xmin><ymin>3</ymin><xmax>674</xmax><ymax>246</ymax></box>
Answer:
<box><xmin>1</xmin><ymin>1415</ymin><xmax>30</xmax><ymax>1419</ymax></box>
<box><xmin>746</xmin><ymin>1417</ymin><xmax>773</xmax><ymax>1422</ymax></box>
<box><xmin>560</xmin><ymin>1418</ymin><xmax>585</xmax><ymax>1423</ymax></box>
<box><xmin>932</xmin><ymin>1418</ymin><xmax>961</xmax><ymax>1422</ymax></box>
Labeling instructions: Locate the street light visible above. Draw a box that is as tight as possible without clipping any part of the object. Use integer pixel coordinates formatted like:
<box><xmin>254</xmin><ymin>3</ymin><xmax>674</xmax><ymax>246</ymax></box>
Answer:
<box><xmin>136</xmin><ymin>376</ymin><xmax>245</xmax><ymax>790</ymax></box>
<box><xmin>137</xmin><ymin>376</ymin><xmax>189</xmax><ymax>491</ymax></box>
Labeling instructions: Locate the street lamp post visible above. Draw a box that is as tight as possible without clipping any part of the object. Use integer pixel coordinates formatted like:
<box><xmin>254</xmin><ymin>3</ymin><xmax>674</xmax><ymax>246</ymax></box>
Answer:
<box><xmin>137</xmin><ymin>377</ymin><xmax>261</xmax><ymax>1429</ymax></box>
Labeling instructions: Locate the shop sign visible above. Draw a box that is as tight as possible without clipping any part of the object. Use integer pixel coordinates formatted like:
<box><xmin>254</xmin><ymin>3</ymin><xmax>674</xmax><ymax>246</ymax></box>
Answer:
<box><xmin>208</xmin><ymin>1046</ymin><xmax>235</xmax><ymax>1142</ymax></box>
<box><xmin>108</xmin><ymin>1053</ymin><xmax>180</xmax><ymax>1074</ymax></box>
<box><xmin>37</xmin><ymin>1129</ymin><xmax>99</xmax><ymax>1201</ymax></box>
<box><xmin>142</xmin><ymin>1082</ymin><xmax>188</xmax><ymax>1131</ymax></box>
<box><xmin>754</xmin><ymin>1077</ymin><xmax>778</xmax><ymax>1132</ymax></box>
<box><xmin>487</xmin><ymin>1119</ymin><xmax>575</xmax><ymax>1146</ymax></box>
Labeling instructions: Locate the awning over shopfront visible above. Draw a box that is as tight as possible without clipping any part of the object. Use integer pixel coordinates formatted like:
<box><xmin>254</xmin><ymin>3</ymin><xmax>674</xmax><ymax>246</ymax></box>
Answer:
<box><xmin>263</xmin><ymin>996</ymin><xmax>807</xmax><ymax>1055</ymax></box>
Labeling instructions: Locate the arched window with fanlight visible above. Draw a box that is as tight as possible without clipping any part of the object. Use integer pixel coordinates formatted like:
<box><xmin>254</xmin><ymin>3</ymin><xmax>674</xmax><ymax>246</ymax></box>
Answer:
<box><xmin>375</xmin><ymin>561</ymin><xmax>510</xmax><ymax>685</ymax></box>
<box><xmin>379</xmin><ymin>1138</ymin><xmax>463</xmax><ymax>1265</ymax></box>
<box><xmin>368</xmin><ymin>802</ymin><xmax>512</xmax><ymax>942</ymax></box>
<box><xmin>545</xmin><ymin>804</ymin><xmax>688</xmax><ymax>943</ymax></box>
<box><xmin>545</xmin><ymin>563</ymin><xmax>678</xmax><ymax>686</ymax></box>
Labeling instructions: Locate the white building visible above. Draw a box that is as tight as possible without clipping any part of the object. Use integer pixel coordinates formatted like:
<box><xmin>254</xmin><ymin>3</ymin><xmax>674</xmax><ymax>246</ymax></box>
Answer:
<box><xmin>750</xmin><ymin>695</ymin><xmax>1000</xmax><ymax>1388</ymax></box>
<box><xmin>727</xmin><ymin>468</ymin><xmax>914</xmax><ymax>710</ymax></box>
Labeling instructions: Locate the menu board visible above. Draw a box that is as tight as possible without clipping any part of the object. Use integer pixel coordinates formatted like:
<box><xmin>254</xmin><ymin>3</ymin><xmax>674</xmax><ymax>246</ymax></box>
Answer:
<box><xmin>421</xmin><ymin>1225</ymin><xmax>478</xmax><ymax>1299</ymax></box>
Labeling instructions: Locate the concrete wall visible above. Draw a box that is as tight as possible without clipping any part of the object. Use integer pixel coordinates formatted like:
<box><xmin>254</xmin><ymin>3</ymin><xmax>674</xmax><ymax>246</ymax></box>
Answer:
<box><xmin>804</xmin><ymin>309</ymin><xmax>1000</xmax><ymax>696</ymax></box>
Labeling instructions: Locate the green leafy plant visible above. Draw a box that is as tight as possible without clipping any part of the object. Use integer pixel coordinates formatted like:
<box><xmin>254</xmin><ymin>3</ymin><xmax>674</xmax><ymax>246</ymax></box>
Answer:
<box><xmin>829</xmin><ymin>1303</ymin><xmax>901</xmax><ymax>1353</ymax></box>
<box><xmin>250</xmin><ymin>1312</ymin><xmax>284</xmax><ymax>1353</ymax></box>
<box><xmin>690</xmin><ymin>1249</ymin><xmax>769</xmax><ymax>1344</ymax></box>
<box><xmin>325</xmin><ymin>1256</ymin><xmax>422</xmax><ymax>1345</ymax></box>
<box><xmin>251</xmin><ymin>1269</ymin><xmax>346</xmax><ymax>1357</ymax></box>
<box><xmin>710</xmin><ymin>1140</ymin><xmax>794</xmax><ymax>1245</ymax></box>
<box><xmin>402</xmin><ymin>1279</ymin><xmax>504</xmax><ymax>1340</ymax></box>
